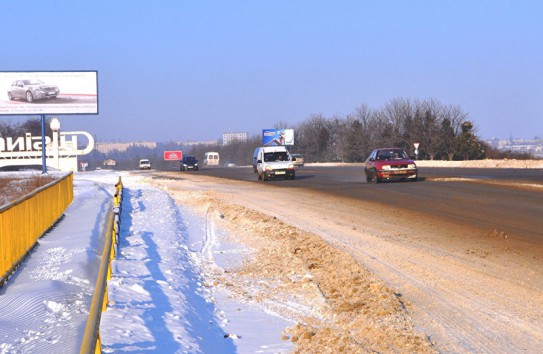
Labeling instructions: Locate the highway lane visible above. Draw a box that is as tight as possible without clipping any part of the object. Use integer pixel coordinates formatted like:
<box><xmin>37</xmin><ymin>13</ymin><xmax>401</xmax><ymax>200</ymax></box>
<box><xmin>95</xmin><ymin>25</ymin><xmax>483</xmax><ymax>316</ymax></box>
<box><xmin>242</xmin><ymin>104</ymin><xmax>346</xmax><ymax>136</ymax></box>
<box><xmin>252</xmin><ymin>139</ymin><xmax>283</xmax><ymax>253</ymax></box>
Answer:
<box><xmin>194</xmin><ymin>164</ymin><xmax>543</xmax><ymax>184</ymax></box>
<box><xmin>188</xmin><ymin>165</ymin><xmax>543</xmax><ymax>246</ymax></box>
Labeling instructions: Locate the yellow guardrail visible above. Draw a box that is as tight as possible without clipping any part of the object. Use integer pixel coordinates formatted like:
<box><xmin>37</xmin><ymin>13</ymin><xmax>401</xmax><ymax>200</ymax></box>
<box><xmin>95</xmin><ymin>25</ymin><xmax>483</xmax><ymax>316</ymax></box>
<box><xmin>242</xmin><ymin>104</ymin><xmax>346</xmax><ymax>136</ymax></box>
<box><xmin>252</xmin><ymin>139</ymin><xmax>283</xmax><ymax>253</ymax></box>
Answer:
<box><xmin>0</xmin><ymin>173</ymin><xmax>74</xmax><ymax>286</ymax></box>
<box><xmin>80</xmin><ymin>176</ymin><xmax>123</xmax><ymax>354</ymax></box>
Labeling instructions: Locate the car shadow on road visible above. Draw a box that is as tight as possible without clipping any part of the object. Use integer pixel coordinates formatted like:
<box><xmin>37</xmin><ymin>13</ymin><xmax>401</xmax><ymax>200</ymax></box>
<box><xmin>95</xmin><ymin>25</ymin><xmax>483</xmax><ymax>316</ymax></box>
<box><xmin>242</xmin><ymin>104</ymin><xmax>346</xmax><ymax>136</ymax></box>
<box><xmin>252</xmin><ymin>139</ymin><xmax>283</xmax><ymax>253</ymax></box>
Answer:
<box><xmin>366</xmin><ymin>176</ymin><xmax>427</xmax><ymax>184</ymax></box>
<box><xmin>292</xmin><ymin>174</ymin><xmax>315</xmax><ymax>180</ymax></box>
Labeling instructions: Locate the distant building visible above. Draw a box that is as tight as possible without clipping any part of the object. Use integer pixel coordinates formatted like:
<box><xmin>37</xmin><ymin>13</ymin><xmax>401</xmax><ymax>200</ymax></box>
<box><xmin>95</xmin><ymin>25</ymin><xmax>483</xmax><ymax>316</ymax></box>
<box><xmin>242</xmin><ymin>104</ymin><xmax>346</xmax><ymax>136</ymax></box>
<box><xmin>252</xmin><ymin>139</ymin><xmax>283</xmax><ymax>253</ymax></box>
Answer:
<box><xmin>95</xmin><ymin>142</ymin><xmax>157</xmax><ymax>154</ymax></box>
<box><xmin>180</xmin><ymin>140</ymin><xmax>218</xmax><ymax>146</ymax></box>
<box><xmin>486</xmin><ymin>137</ymin><xmax>543</xmax><ymax>158</ymax></box>
<box><xmin>222</xmin><ymin>132</ymin><xmax>248</xmax><ymax>145</ymax></box>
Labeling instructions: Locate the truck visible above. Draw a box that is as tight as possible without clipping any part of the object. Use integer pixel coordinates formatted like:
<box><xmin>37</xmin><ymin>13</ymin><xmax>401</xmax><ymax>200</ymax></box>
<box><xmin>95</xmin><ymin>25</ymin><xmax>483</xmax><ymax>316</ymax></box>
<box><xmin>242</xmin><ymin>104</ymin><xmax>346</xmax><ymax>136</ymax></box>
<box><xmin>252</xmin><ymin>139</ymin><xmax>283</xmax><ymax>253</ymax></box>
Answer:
<box><xmin>253</xmin><ymin>146</ymin><xmax>295</xmax><ymax>181</ymax></box>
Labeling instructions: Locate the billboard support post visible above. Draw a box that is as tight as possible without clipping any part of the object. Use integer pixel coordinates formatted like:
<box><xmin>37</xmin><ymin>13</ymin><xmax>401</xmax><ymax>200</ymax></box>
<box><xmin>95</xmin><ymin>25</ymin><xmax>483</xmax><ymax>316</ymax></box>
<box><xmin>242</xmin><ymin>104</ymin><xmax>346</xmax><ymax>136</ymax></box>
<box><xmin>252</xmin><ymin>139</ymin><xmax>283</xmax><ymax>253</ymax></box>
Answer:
<box><xmin>41</xmin><ymin>114</ymin><xmax>47</xmax><ymax>174</ymax></box>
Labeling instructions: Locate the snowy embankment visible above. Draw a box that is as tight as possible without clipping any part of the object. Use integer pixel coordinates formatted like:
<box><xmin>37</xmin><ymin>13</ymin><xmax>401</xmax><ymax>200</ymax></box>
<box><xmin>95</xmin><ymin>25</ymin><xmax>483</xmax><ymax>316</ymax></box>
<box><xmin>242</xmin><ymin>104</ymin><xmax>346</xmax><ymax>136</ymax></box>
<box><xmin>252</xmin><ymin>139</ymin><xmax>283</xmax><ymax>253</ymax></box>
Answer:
<box><xmin>99</xmin><ymin>180</ymin><xmax>227</xmax><ymax>353</ymax></box>
<box><xmin>100</xmin><ymin>175</ymin><xmax>294</xmax><ymax>353</ymax></box>
<box><xmin>0</xmin><ymin>176</ymin><xmax>111</xmax><ymax>353</ymax></box>
<box><xmin>308</xmin><ymin>159</ymin><xmax>543</xmax><ymax>169</ymax></box>
<box><xmin>414</xmin><ymin>159</ymin><xmax>543</xmax><ymax>168</ymax></box>
<box><xmin>1</xmin><ymin>172</ymin><xmax>293</xmax><ymax>353</ymax></box>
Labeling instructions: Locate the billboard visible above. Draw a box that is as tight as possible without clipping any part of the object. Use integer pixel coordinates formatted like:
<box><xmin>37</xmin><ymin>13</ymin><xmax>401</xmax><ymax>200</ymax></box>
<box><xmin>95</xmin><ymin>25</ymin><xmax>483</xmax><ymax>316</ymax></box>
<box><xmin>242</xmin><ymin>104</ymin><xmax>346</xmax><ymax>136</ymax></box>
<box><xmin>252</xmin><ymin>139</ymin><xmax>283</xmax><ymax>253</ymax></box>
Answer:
<box><xmin>262</xmin><ymin>129</ymin><xmax>294</xmax><ymax>146</ymax></box>
<box><xmin>164</xmin><ymin>150</ymin><xmax>183</xmax><ymax>161</ymax></box>
<box><xmin>0</xmin><ymin>71</ymin><xmax>98</xmax><ymax>115</ymax></box>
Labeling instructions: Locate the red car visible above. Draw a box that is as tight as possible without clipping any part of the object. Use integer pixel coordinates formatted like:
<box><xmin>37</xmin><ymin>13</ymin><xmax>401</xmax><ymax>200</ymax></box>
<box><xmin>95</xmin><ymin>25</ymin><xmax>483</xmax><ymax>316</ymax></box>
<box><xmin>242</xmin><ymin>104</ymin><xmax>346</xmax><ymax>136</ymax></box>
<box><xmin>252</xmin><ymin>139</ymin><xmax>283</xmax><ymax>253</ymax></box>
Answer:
<box><xmin>364</xmin><ymin>148</ymin><xmax>418</xmax><ymax>183</ymax></box>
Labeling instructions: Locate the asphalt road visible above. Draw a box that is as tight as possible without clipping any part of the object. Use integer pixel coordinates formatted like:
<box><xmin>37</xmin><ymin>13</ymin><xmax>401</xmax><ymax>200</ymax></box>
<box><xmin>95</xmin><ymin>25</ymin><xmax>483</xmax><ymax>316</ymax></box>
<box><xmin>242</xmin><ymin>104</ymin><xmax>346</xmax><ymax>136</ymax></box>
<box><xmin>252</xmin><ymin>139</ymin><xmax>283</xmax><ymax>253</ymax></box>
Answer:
<box><xmin>187</xmin><ymin>165</ymin><xmax>543</xmax><ymax>245</ymax></box>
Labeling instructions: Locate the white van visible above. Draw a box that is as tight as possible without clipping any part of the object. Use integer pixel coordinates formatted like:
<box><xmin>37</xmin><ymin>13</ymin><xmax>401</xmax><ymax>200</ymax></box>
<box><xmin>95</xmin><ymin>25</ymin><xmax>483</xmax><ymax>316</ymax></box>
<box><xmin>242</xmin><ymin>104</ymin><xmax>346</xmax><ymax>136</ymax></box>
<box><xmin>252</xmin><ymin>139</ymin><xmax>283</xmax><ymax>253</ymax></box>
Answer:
<box><xmin>138</xmin><ymin>159</ymin><xmax>151</xmax><ymax>170</ymax></box>
<box><xmin>253</xmin><ymin>146</ymin><xmax>295</xmax><ymax>181</ymax></box>
<box><xmin>203</xmin><ymin>152</ymin><xmax>220</xmax><ymax>166</ymax></box>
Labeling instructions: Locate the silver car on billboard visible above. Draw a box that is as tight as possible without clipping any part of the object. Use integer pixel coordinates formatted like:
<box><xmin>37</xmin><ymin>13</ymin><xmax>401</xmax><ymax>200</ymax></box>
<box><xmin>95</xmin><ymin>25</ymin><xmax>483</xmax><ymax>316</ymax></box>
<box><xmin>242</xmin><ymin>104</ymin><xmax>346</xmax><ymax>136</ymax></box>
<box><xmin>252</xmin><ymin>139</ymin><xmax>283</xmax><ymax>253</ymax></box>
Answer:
<box><xmin>7</xmin><ymin>79</ymin><xmax>60</xmax><ymax>102</ymax></box>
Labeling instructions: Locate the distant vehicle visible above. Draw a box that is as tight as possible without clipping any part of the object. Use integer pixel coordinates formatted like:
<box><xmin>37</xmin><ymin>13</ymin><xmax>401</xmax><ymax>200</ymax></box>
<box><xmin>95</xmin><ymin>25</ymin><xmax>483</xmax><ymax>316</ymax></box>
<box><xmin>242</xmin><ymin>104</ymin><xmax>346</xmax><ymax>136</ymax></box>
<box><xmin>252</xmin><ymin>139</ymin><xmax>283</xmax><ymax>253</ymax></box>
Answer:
<box><xmin>7</xmin><ymin>79</ymin><xmax>60</xmax><ymax>103</ymax></box>
<box><xmin>291</xmin><ymin>153</ymin><xmax>305</xmax><ymax>167</ymax></box>
<box><xmin>364</xmin><ymin>148</ymin><xmax>417</xmax><ymax>183</ymax></box>
<box><xmin>139</xmin><ymin>159</ymin><xmax>151</xmax><ymax>170</ymax></box>
<box><xmin>180</xmin><ymin>156</ymin><xmax>198</xmax><ymax>171</ymax></box>
<box><xmin>253</xmin><ymin>146</ymin><xmax>295</xmax><ymax>181</ymax></box>
<box><xmin>223</xmin><ymin>160</ymin><xmax>236</xmax><ymax>168</ymax></box>
<box><xmin>203</xmin><ymin>152</ymin><xmax>220</xmax><ymax>166</ymax></box>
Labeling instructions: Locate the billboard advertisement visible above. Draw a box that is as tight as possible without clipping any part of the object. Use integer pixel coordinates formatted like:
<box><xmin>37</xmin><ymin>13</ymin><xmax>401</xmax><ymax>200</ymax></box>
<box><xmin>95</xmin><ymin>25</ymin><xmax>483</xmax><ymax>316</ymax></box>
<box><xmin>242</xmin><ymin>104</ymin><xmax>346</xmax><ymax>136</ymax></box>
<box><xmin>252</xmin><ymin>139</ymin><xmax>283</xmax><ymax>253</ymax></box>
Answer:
<box><xmin>164</xmin><ymin>150</ymin><xmax>183</xmax><ymax>161</ymax></box>
<box><xmin>0</xmin><ymin>71</ymin><xmax>98</xmax><ymax>115</ymax></box>
<box><xmin>262</xmin><ymin>129</ymin><xmax>294</xmax><ymax>146</ymax></box>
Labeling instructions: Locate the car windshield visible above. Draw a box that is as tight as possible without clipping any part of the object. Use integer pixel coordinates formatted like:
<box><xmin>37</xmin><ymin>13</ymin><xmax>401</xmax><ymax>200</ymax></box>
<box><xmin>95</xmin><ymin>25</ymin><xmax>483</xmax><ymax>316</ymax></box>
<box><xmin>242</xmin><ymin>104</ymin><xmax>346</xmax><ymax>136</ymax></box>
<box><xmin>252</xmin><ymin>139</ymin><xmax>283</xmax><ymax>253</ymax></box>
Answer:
<box><xmin>22</xmin><ymin>80</ymin><xmax>44</xmax><ymax>85</ymax></box>
<box><xmin>264</xmin><ymin>152</ymin><xmax>289</xmax><ymax>162</ymax></box>
<box><xmin>184</xmin><ymin>157</ymin><xmax>196</xmax><ymax>162</ymax></box>
<box><xmin>376</xmin><ymin>150</ymin><xmax>408</xmax><ymax>160</ymax></box>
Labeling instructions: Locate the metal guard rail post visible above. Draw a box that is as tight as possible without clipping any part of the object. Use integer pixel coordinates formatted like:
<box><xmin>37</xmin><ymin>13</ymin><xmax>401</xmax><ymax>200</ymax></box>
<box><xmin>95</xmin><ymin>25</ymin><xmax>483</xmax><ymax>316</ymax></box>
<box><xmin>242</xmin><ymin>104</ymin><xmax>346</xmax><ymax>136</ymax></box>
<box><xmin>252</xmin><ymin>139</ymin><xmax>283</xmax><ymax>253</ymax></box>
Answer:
<box><xmin>80</xmin><ymin>177</ymin><xmax>123</xmax><ymax>354</ymax></box>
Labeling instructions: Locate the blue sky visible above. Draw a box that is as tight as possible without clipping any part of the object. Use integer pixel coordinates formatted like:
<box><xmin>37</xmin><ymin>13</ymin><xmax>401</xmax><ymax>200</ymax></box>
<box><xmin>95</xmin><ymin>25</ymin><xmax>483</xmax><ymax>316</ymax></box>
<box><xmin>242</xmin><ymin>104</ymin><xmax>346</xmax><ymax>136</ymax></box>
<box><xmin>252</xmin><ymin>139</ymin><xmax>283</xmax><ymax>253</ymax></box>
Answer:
<box><xmin>1</xmin><ymin>1</ymin><xmax>542</xmax><ymax>142</ymax></box>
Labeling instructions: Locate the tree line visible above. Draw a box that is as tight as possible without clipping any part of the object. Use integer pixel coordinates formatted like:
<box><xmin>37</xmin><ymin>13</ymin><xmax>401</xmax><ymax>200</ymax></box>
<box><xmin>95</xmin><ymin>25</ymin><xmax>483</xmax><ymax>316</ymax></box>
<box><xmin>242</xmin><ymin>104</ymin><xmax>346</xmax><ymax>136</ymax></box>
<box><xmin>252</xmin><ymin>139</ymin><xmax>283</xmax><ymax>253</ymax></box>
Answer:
<box><xmin>296</xmin><ymin>98</ymin><xmax>483</xmax><ymax>162</ymax></box>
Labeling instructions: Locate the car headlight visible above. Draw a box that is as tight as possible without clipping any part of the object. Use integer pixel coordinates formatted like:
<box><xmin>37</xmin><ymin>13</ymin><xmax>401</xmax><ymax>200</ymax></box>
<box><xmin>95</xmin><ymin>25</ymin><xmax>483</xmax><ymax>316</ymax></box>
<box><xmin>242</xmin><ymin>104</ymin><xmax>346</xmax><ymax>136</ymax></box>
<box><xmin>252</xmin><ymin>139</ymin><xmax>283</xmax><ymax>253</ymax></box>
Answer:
<box><xmin>381</xmin><ymin>165</ymin><xmax>391</xmax><ymax>170</ymax></box>
<box><xmin>408</xmin><ymin>164</ymin><xmax>416</xmax><ymax>169</ymax></box>
<box><xmin>183</xmin><ymin>164</ymin><xmax>187</xmax><ymax>167</ymax></box>
<box><xmin>287</xmin><ymin>163</ymin><xmax>295</xmax><ymax>170</ymax></box>
<box><xmin>265</xmin><ymin>165</ymin><xmax>273</xmax><ymax>171</ymax></box>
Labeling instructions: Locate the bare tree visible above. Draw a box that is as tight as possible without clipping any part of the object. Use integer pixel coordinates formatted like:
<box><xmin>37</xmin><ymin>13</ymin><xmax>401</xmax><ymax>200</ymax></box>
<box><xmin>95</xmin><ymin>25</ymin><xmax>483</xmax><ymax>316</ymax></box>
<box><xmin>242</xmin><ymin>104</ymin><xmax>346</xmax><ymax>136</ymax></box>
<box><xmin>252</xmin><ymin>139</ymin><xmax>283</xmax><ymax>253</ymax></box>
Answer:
<box><xmin>324</xmin><ymin>116</ymin><xmax>346</xmax><ymax>161</ymax></box>
<box><xmin>0</xmin><ymin>121</ymin><xmax>18</xmax><ymax>138</ymax></box>
<box><xmin>295</xmin><ymin>114</ymin><xmax>332</xmax><ymax>162</ymax></box>
<box><xmin>273</xmin><ymin>120</ymin><xmax>290</xmax><ymax>130</ymax></box>
<box><xmin>419</xmin><ymin>99</ymin><xmax>443</xmax><ymax>160</ymax></box>
<box><xmin>440</xmin><ymin>104</ymin><xmax>468</xmax><ymax>160</ymax></box>
<box><xmin>343</xmin><ymin>119</ymin><xmax>366</xmax><ymax>162</ymax></box>
<box><xmin>342</xmin><ymin>104</ymin><xmax>375</xmax><ymax>161</ymax></box>
<box><xmin>379</xmin><ymin>97</ymin><xmax>413</xmax><ymax>148</ymax></box>
<box><xmin>439</xmin><ymin>118</ymin><xmax>456</xmax><ymax>160</ymax></box>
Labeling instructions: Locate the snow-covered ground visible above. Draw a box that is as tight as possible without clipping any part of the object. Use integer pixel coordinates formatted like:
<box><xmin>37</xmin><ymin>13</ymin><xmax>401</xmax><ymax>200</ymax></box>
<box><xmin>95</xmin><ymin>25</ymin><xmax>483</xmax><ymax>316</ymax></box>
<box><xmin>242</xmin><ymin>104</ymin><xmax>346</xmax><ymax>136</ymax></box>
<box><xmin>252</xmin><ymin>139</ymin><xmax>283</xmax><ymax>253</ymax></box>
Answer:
<box><xmin>0</xmin><ymin>171</ymin><xmax>294</xmax><ymax>353</ymax></box>
<box><xmin>415</xmin><ymin>159</ymin><xmax>543</xmax><ymax>168</ymax></box>
<box><xmin>2</xmin><ymin>159</ymin><xmax>541</xmax><ymax>353</ymax></box>
<box><xmin>0</xmin><ymin>176</ymin><xmax>109</xmax><ymax>353</ymax></box>
<box><xmin>309</xmin><ymin>158</ymin><xmax>543</xmax><ymax>169</ymax></box>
